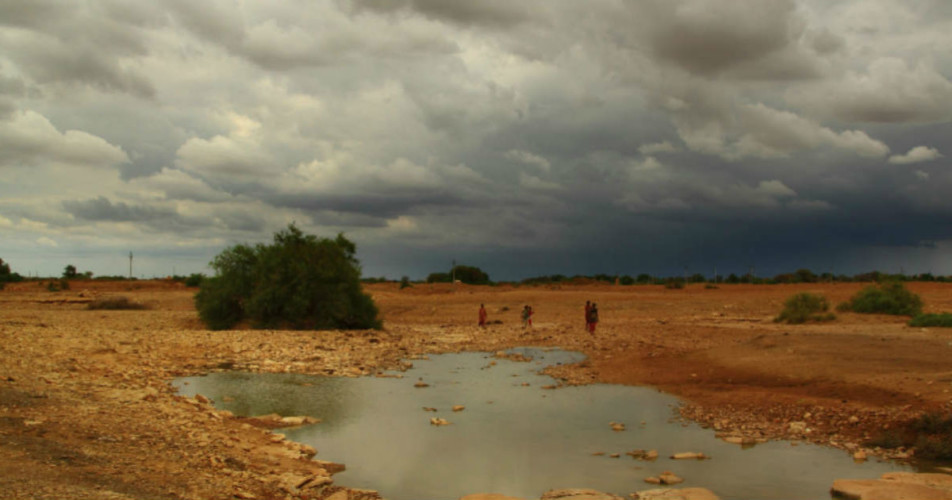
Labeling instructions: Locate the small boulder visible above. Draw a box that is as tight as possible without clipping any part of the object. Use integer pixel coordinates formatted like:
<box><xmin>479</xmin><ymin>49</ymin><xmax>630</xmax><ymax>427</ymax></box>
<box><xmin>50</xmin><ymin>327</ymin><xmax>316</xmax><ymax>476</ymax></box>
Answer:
<box><xmin>670</xmin><ymin>452</ymin><xmax>707</xmax><ymax>460</ymax></box>
<box><xmin>430</xmin><ymin>417</ymin><xmax>450</xmax><ymax>426</ymax></box>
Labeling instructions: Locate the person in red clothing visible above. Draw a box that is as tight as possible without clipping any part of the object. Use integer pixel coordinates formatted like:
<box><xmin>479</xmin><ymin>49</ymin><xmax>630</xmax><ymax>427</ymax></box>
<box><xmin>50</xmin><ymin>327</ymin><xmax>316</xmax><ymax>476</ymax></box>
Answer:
<box><xmin>584</xmin><ymin>300</ymin><xmax>592</xmax><ymax>332</ymax></box>
<box><xmin>478</xmin><ymin>304</ymin><xmax>487</xmax><ymax>327</ymax></box>
<box><xmin>588</xmin><ymin>303</ymin><xmax>599</xmax><ymax>334</ymax></box>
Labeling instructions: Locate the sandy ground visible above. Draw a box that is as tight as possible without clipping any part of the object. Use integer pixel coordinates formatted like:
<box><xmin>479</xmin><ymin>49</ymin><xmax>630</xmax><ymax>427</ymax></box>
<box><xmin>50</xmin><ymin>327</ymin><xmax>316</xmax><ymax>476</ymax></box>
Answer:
<box><xmin>3</xmin><ymin>280</ymin><xmax>952</xmax><ymax>499</ymax></box>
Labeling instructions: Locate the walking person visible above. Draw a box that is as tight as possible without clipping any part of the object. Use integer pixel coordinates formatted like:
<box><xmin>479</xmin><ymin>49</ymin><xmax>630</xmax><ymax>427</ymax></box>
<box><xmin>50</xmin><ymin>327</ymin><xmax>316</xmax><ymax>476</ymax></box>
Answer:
<box><xmin>478</xmin><ymin>304</ymin><xmax>487</xmax><ymax>327</ymax></box>
<box><xmin>588</xmin><ymin>303</ymin><xmax>599</xmax><ymax>334</ymax></box>
<box><xmin>522</xmin><ymin>305</ymin><xmax>533</xmax><ymax>329</ymax></box>
<box><xmin>584</xmin><ymin>300</ymin><xmax>592</xmax><ymax>332</ymax></box>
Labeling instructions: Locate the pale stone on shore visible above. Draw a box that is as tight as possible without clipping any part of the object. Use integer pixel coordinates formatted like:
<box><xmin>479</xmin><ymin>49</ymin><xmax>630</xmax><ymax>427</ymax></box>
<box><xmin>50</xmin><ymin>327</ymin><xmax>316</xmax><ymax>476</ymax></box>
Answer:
<box><xmin>645</xmin><ymin>472</ymin><xmax>684</xmax><ymax>485</ymax></box>
<box><xmin>453</xmin><ymin>405</ymin><xmax>466</xmax><ymax>412</ymax></box>
<box><xmin>460</xmin><ymin>494</ymin><xmax>527</xmax><ymax>500</ymax></box>
<box><xmin>540</xmin><ymin>488</ymin><xmax>625</xmax><ymax>500</ymax></box>
<box><xmin>430</xmin><ymin>417</ymin><xmax>450</xmax><ymax>426</ymax></box>
<box><xmin>632</xmin><ymin>488</ymin><xmax>720</xmax><ymax>500</ymax></box>
<box><xmin>670</xmin><ymin>452</ymin><xmax>707</xmax><ymax>460</ymax></box>
<box><xmin>831</xmin><ymin>472</ymin><xmax>952</xmax><ymax>500</ymax></box>
<box><xmin>609</xmin><ymin>421</ymin><xmax>625</xmax><ymax>431</ymax></box>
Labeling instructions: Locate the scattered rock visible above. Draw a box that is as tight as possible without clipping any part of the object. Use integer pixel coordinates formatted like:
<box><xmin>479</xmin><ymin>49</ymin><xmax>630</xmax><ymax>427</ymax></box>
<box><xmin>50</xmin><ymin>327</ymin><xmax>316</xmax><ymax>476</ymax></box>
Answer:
<box><xmin>609</xmin><ymin>421</ymin><xmax>625</xmax><ymax>431</ymax></box>
<box><xmin>670</xmin><ymin>452</ymin><xmax>707</xmax><ymax>460</ymax></box>
<box><xmin>423</xmin><ymin>407</ymin><xmax>438</xmax><ymax>412</ymax></box>
<box><xmin>632</xmin><ymin>488</ymin><xmax>720</xmax><ymax>500</ymax></box>
<box><xmin>540</xmin><ymin>488</ymin><xmax>625</xmax><ymax>500</ymax></box>
<box><xmin>645</xmin><ymin>472</ymin><xmax>684</xmax><ymax>485</ymax></box>
<box><xmin>430</xmin><ymin>417</ymin><xmax>450</xmax><ymax>426</ymax></box>
<box><xmin>460</xmin><ymin>494</ymin><xmax>527</xmax><ymax>500</ymax></box>
<box><xmin>626</xmin><ymin>449</ymin><xmax>659</xmax><ymax>460</ymax></box>
<box><xmin>452</xmin><ymin>405</ymin><xmax>466</xmax><ymax>412</ymax></box>
<box><xmin>831</xmin><ymin>472</ymin><xmax>952</xmax><ymax>500</ymax></box>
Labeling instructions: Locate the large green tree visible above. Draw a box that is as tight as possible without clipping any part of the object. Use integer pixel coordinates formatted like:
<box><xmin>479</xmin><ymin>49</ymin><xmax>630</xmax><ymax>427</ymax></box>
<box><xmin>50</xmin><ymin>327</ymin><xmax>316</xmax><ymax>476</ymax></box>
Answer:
<box><xmin>195</xmin><ymin>224</ymin><xmax>381</xmax><ymax>330</ymax></box>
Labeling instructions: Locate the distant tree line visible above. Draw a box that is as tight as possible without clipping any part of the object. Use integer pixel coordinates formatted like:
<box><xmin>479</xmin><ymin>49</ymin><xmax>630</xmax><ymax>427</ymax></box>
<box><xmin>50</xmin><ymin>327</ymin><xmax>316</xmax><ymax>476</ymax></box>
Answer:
<box><xmin>426</xmin><ymin>265</ymin><xmax>490</xmax><ymax>285</ymax></box>
<box><xmin>515</xmin><ymin>269</ymin><xmax>952</xmax><ymax>286</ymax></box>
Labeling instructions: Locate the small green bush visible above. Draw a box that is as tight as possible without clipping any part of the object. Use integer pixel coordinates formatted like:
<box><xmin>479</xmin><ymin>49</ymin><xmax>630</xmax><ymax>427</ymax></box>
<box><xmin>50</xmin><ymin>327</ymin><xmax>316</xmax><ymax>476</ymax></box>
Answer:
<box><xmin>909</xmin><ymin>313</ymin><xmax>952</xmax><ymax>327</ymax></box>
<box><xmin>399</xmin><ymin>276</ymin><xmax>412</xmax><ymax>289</ymax></box>
<box><xmin>866</xmin><ymin>412</ymin><xmax>952</xmax><ymax>459</ymax></box>
<box><xmin>184</xmin><ymin>273</ymin><xmax>205</xmax><ymax>287</ymax></box>
<box><xmin>665</xmin><ymin>278</ymin><xmax>685</xmax><ymax>289</ymax></box>
<box><xmin>838</xmin><ymin>282</ymin><xmax>923</xmax><ymax>316</ymax></box>
<box><xmin>775</xmin><ymin>292</ymin><xmax>835</xmax><ymax>324</ymax></box>
<box><xmin>87</xmin><ymin>296</ymin><xmax>148</xmax><ymax>310</ymax></box>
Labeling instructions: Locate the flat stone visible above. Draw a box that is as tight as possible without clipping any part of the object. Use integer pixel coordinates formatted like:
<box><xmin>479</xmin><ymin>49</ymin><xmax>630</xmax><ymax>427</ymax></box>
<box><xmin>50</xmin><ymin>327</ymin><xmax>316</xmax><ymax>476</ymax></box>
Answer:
<box><xmin>541</xmin><ymin>488</ymin><xmax>625</xmax><ymax>500</ymax></box>
<box><xmin>670</xmin><ymin>452</ymin><xmax>707</xmax><ymax>460</ymax></box>
<box><xmin>460</xmin><ymin>494</ymin><xmax>527</xmax><ymax>500</ymax></box>
<box><xmin>831</xmin><ymin>475</ymin><xmax>952</xmax><ymax>500</ymax></box>
<box><xmin>633</xmin><ymin>488</ymin><xmax>720</xmax><ymax>500</ymax></box>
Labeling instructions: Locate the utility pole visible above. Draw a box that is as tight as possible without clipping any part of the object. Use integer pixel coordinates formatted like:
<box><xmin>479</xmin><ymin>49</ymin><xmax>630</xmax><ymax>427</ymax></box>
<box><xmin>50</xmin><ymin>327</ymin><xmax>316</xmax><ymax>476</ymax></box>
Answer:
<box><xmin>129</xmin><ymin>252</ymin><xmax>133</xmax><ymax>279</ymax></box>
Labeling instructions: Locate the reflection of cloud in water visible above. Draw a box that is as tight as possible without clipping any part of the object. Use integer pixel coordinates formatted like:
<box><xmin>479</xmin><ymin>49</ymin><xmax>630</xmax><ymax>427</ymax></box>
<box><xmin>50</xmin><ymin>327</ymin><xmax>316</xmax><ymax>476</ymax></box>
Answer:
<box><xmin>173</xmin><ymin>349</ymin><xmax>910</xmax><ymax>500</ymax></box>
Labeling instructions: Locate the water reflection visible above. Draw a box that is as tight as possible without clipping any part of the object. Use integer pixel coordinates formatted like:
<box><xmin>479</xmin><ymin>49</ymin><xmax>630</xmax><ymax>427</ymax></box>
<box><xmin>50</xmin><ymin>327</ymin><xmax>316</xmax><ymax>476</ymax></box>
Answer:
<box><xmin>173</xmin><ymin>348</ymin><xmax>910</xmax><ymax>500</ymax></box>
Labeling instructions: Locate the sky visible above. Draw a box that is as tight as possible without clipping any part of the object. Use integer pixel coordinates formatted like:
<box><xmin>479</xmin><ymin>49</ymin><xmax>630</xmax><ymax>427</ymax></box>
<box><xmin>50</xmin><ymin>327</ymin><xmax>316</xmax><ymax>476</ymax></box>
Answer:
<box><xmin>1</xmin><ymin>0</ymin><xmax>951</xmax><ymax>281</ymax></box>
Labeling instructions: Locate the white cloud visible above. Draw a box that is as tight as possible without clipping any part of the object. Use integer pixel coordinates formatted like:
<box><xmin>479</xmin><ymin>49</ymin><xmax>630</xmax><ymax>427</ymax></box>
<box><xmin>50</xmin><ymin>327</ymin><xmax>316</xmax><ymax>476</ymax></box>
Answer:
<box><xmin>638</xmin><ymin>141</ymin><xmax>678</xmax><ymax>155</ymax></box>
<box><xmin>733</xmin><ymin>103</ymin><xmax>890</xmax><ymax>159</ymax></box>
<box><xmin>789</xmin><ymin>58</ymin><xmax>952</xmax><ymax>123</ymax></box>
<box><xmin>36</xmin><ymin>236</ymin><xmax>57</xmax><ymax>247</ymax></box>
<box><xmin>518</xmin><ymin>172</ymin><xmax>561</xmax><ymax>191</ymax></box>
<box><xmin>505</xmin><ymin>149</ymin><xmax>551</xmax><ymax>172</ymax></box>
<box><xmin>889</xmin><ymin>146</ymin><xmax>942</xmax><ymax>165</ymax></box>
<box><xmin>0</xmin><ymin>110</ymin><xmax>129</xmax><ymax>168</ymax></box>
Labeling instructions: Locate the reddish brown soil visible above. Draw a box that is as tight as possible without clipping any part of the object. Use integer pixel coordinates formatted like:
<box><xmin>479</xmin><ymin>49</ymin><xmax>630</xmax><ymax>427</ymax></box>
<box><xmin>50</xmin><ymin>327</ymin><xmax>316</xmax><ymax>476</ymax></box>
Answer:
<box><xmin>2</xmin><ymin>280</ymin><xmax>952</xmax><ymax>499</ymax></box>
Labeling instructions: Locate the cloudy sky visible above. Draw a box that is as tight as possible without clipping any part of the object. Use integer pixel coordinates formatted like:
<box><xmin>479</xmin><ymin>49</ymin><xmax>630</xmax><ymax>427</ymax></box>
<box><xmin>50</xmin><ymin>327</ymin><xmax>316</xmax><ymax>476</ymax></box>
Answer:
<box><xmin>1</xmin><ymin>0</ymin><xmax>951</xmax><ymax>280</ymax></box>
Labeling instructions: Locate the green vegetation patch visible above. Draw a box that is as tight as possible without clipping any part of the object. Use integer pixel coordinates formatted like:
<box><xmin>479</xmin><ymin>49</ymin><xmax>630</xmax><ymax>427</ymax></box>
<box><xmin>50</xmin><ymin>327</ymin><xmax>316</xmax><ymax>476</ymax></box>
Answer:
<box><xmin>837</xmin><ymin>282</ymin><xmax>923</xmax><ymax>316</ymax></box>
<box><xmin>775</xmin><ymin>292</ymin><xmax>835</xmax><ymax>324</ymax></box>
<box><xmin>195</xmin><ymin>224</ymin><xmax>381</xmax><ymax>331</ymax></box>
<box><xmin>909</xmin><ymin>313</ymin><xmax>952</xmax><ymax>327</ymax></box>
<box><xmin>868</xmin><ymin>412</ymin><xmax>952</xmax><ymax>460</ymax></box>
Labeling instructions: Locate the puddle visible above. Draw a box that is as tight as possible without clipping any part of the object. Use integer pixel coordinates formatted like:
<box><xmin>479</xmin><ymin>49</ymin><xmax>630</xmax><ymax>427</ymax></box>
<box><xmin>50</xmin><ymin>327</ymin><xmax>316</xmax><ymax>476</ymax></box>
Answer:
<box><xmin>173</xmin><ymin>347</ymin><xmax>912</xmax><ymax>500</ymax></box>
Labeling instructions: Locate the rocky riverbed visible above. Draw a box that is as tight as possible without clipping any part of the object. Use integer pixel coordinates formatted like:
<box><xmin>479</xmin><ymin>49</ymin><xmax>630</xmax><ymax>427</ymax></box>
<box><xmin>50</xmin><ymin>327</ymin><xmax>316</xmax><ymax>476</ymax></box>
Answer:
<box><xmin>4</xmin><ymin>280</ymin><xmax>952</xmax><ymax>498</ymax></box>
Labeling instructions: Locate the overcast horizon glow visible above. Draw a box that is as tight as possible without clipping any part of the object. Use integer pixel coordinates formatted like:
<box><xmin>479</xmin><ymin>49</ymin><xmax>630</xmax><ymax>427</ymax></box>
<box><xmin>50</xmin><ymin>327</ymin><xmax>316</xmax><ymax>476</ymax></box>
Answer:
<box><xmin>1</xmin><ymin>1</ymin><xmax>951</xmax><ymax>281</ymax></box>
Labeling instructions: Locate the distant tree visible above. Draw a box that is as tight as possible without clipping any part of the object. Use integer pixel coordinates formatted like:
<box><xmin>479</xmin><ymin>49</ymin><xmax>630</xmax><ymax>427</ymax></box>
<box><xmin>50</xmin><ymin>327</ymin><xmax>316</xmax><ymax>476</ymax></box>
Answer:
<box><xmin>0</xmin><ymin>258</ymin><xmax>23</xmax><ymax>287</ymax></box>
<box><xmin>451</xmin><ymin>265</ymin><xmax>490</xmax><ymax>284</ymax></box>
<box><xmin>63</xmin><ymin>265</ymin><xmax>77</xmax><ymax>279</ymax></box>
<box><xmin>636</xmin><ymin>273</ymin><xmax>653</xmax><ymax>284</ymax></box>
<box><xmin>619</xmin><ymin>275</ymin><xmax>635</xmax><ymax>285</ymax></box>
<box><xmin>688</xmin><ymin>273</ymin><xmax>706</xmax><ymax>283</ymax></box>
<box><xmin>794</xmin><ymin>268</ymin><xmax>818</xmax><ymax>283</ymax></box>
<box><xmin>426</xmin><ymin>272</ymin><xmax>451</xmax><ymax>283</ymax></box>
<box><xmin>195</xmin><ymin>224</ymin><xmax>381</xmax><ymax>331</ymax></box>
<box><xmin>399</xmin><ymin>276</ymin><xmax>412</xmax><ymax>289</ymax></box>
<box><xmin>725</xmin><ymin>273</ymin><xmax>740</xmax><ymax>284</ymax></box>
<box><xmin>184</xmin><ymin>273</ymin><xmax>205</xmax><ymax>287</ymax></box>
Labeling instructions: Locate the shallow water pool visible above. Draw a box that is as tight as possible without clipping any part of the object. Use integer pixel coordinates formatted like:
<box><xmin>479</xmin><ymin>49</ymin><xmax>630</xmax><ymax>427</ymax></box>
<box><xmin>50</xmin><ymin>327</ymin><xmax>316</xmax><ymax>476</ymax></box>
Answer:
<box><xmin>173</xmin><ymin>347</ymin><xmax>911</xmax><ymax>500</ymax></box>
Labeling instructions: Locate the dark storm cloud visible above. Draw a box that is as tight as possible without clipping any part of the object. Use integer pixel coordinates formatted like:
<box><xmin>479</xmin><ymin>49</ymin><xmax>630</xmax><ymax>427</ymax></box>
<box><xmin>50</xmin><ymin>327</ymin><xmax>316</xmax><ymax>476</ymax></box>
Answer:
<box><xmin>642</xmin><ymin>0</ymin><xmax>804</xmax><ymax>76</ymax></box>
<box><xmin>3</xmin><ymin>0</ymin><xmax>952</xmax><ymax>279</ymax></box>
<box><xmin>348</xmin><ymin>0</ymin><xmax>532</xmax><ymax>29</ymax></box>
<box><xmin>63</xmin><ymin>196</ymin><xmax>180</xmax><ymax>223</ymax></box>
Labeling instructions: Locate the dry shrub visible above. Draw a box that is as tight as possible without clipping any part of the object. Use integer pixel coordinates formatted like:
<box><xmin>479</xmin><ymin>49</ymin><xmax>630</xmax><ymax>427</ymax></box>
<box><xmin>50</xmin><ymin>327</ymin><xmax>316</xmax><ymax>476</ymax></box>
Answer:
<box><xmin>87</xmin><ymin>296</ymin><xmax>149</xmax><ymax>310</ymax></box>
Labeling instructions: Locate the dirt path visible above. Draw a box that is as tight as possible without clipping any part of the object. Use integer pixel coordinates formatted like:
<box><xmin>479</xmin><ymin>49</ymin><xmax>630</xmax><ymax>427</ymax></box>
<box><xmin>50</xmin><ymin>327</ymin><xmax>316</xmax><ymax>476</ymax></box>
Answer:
<box><xmin>2</xmin><ymin>280</ymin><xmax>952</xmax><ymax>499</ymax></box>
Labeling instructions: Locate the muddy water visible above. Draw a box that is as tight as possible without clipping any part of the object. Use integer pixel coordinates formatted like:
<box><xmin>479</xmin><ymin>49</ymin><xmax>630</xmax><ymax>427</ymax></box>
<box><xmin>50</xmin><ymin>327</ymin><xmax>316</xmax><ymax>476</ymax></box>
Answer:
<box><xmin>173</xmin><ymin>348</ymin><xmax>910</xmax><ymax>500</ymax></box>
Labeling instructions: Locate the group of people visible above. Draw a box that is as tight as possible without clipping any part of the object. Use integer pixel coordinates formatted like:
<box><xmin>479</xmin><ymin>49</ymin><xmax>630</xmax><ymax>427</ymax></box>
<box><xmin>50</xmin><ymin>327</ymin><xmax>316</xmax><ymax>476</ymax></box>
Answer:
<box><xmin>476</xmin><ymin>302</ymin><xmax>597</xmax><ymax>333</ymax></box>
